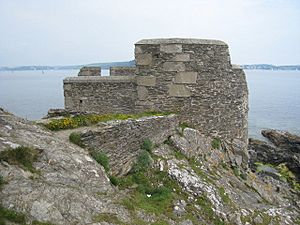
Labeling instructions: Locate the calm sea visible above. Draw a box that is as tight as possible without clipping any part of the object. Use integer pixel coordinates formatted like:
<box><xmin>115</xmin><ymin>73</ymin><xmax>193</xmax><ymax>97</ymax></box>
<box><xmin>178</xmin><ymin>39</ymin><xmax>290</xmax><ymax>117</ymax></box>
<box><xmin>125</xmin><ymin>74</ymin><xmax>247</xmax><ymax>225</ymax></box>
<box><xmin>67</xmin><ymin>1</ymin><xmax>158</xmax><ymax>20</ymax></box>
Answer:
<box><xmin>0</xmin><ymin>69</ymin><xmax>299</xmax><ymax>139</ymax></box>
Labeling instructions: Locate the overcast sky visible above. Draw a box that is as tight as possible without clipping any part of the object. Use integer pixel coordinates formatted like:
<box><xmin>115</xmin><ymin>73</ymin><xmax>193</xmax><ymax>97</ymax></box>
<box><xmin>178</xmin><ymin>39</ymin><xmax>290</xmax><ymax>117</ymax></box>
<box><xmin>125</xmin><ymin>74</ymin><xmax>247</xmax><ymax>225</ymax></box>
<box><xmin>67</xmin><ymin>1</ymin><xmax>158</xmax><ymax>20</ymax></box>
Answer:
<box><xmin>0</xmin><ymin>0</ymin><xmax>299</xmax><ymax>67</ymax></box>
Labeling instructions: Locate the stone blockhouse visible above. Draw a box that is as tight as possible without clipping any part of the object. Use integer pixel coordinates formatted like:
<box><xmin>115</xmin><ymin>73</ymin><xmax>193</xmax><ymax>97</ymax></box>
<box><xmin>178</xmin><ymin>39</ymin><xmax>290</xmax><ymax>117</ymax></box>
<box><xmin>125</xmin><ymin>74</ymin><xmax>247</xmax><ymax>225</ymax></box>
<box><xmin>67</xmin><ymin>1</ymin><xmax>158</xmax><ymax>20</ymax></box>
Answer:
<box><xmin>64</xmin><ymin>38</ymin><xmax>248</xmax><ymax>143</ymax></box>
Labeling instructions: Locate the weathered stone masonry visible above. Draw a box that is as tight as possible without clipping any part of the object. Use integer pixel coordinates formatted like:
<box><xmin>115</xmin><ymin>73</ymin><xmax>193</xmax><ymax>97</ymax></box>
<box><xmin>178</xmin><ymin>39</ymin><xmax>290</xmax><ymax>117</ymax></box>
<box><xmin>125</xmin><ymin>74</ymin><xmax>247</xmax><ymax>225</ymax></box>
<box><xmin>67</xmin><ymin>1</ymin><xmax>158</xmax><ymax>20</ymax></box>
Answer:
<box><xmin>64</xmin><ymin>38</ymin><xmax>248</xmax><ymax>143</ymax></box>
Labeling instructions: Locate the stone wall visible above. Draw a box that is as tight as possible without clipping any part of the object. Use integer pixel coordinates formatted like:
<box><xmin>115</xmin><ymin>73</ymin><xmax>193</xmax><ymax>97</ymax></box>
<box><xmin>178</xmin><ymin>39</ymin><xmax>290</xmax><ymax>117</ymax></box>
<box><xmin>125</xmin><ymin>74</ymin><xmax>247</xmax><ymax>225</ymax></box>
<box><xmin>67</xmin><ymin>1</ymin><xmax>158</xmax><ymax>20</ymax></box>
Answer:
<box><xmin>78</xmin><ymin>67</ymin><xmax>101</xmax><ymax>76</ymax></box>
<box><xmin>134</xmin><ymin>39</ymin><xmax>248</xmax><ymax>142</ymax></box>
<box><xmin>110</xmin><ymin>66</ymin><xmax>136</xmax><ymax>76</ymax></box>
<box><xmin>64</xmin><ymin>76</ymin><xmax>137</xmax><ymax>114</ymax></box>
<box><xmin>80</xmin><ymin>114</ymin><xmax>178</xmax><ymax>175</ymax></box>
<box><xmin>64</xmin><ymin>38</ymin><xmax>248</xmax><ymax>143</ymax></box>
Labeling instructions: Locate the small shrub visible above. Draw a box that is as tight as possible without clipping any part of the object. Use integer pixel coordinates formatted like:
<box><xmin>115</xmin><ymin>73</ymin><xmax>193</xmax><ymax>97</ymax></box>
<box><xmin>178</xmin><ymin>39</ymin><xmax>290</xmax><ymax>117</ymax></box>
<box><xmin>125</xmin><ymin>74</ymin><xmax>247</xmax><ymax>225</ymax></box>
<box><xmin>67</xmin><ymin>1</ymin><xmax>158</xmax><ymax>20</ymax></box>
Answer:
<box><xmin>174</xmin><ymin>150</ymin><xmax>186</xmax><ymax>160</ymax></box>
<box><xmin>91</xmin><ymin>151</ymin><xmax>110</xmax><ymax>172</ymax></box>
<box><xmin>0</xmin><ymin>205</ymin><xmax>26</xmax><ymax>224</ymax></box>
<box><xmin>211</xmin><ymin>137</ymin><xmax>221</xmax><ymax>149</ymax></box>
<box><xmin>232</xmin><ymin>166</ymin><xmax>240</xmax><ymax>178</ymax></box>
<box><xmin>109</xmin><ymin>176</ymin><xmax>119</xmax><ymax>186</ymax></box>
<box><xmin>0</xmin><ymin>146</ymin><xmax>39</xmax><ymax>173</ymax></box>
<box><xmin>69</xmin><ymin>132</ymin><xmax>84</xmax><ymax>147</ymax></box>
<box><xmin>130</xmin><ymin>150</ymin><xmax>151</xmax><ymax>173</ymax></box>
<box><xmin>141</xmin><ymin>138</ymin><xmax>153</xmax><ymax>153</ymax></box>
<box><xmin>277</xmin><ymin>163</ymin><xmax>300</xmax><ymax>191</ymax></box>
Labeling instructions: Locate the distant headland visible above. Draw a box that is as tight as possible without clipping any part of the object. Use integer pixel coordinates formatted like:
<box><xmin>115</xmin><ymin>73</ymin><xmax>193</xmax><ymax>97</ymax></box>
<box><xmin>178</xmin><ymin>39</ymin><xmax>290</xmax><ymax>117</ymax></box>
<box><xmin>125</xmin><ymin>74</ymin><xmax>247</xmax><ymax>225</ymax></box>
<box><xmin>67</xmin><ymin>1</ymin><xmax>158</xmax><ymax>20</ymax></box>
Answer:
<box><xmin>1</xmin><ymin>62</ymin><xmax>299</xmax><ymax>71</ymax></box>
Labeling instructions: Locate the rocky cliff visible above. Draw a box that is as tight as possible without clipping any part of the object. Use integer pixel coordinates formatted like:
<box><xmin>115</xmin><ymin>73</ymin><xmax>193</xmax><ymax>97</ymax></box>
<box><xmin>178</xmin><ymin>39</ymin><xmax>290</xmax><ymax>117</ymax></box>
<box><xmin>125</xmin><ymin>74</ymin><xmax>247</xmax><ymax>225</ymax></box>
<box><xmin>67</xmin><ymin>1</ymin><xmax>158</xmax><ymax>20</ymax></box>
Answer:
<box><xmin>0</xmin><ymin>109</ymin><xmax>299</xmax><ymax>225</ymax></box>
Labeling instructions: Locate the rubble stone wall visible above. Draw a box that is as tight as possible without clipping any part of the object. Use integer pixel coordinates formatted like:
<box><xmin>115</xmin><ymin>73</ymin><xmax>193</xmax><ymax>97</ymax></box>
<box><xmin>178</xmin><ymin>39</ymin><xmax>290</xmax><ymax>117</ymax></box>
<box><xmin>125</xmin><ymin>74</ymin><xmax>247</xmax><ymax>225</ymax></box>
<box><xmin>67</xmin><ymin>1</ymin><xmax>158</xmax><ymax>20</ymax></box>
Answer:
<box><xmin>64</xmin><ymin>38</ymin><xmax>248</xmax><ymax>143</ymax></box>
<box><xmin>64</xmin><ymin>76</ymin><xmax>137</xmax><ymax>114</ymax></box>
<box><xmin>80</xmin><ymin>114</ymin><xmax>178</xmax><ymax>175</ymax></box>
<box><xmin>109</xmin><ymin>66</ymin><xmax>136</xmax><ymax>76</ymax></box>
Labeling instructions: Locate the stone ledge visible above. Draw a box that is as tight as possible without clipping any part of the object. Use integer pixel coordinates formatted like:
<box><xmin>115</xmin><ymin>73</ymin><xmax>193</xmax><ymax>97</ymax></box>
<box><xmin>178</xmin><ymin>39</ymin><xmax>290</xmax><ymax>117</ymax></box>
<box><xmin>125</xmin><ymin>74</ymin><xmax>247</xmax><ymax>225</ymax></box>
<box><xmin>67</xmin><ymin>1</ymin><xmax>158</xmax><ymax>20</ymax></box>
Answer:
<box><xmin>136</xmin><ymin>38</ymin><xmax>227</xmax><ymax>46</ymax></box>
<box><xmin>63</xmin><ymin>76</ymin><xmax>136</xmax><ymax>83</ymax></box>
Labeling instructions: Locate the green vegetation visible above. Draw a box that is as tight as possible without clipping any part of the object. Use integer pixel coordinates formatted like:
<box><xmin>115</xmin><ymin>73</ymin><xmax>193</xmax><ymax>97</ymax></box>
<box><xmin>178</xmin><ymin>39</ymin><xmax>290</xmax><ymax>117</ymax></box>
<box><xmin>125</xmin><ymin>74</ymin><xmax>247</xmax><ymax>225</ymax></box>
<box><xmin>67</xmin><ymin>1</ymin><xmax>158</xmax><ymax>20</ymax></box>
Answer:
<box><xmin>114</xmin><ymin>149</ymin><xmax>180</xmax><ymax>215</ymax></box>
<box><xmin>44</xmin><ymin>111</ymin><xmax>173</xmax><ymax>131</ymax></box>
<box><xmin>217</xmin><ymin>187</ymin><xmax>231</xmax><ymax>205</ymax></box>
<box><xmin>91</xmin><ymin>151</ymin><xmax>110</xmax><ymax>172</ymax></box>
<box><xmin>0</xmin><ymin>205</ymin><xmax>26</xmax><ymax>225</ymax></box>
<box><xmin>109</xmin><ymin>175</ymin><xmax>119</xmax><ymax>186</ymax></box>
<box><xmin>0</xmin><ymin>204</ymin><xmax>55</xmax><ymax>225</ymax></box>
<box><xmin>0</xmin><ymin>146</ymin><xmax>40</xmax><ymax>173</ymax></box>
<box><xmin>173</xmin><ymin>150</ymin><xmax>186</xmax><ymax>160</ymax></box>
<box><xmin>69</xmin><ymin>132</ymin><xmax>84</xmax><ymax>147</ymax></box>
<box><xmin>119</xmin><ymin>170</ymin><xmax>178</xmax><ymax>215</ymax></box>
<box><xmin>141</xmin><ymin>138</ymin><xmax>153</xmax><ymax>153</ymax></box>
<box><xmin>277</xmin><ymin>163</ymin><xmax>300</xmax><ymax>191</ymax></box>
<box><xmin>211</xmin><ymin>137</ymin><xmax>221</xmax><ymax>149</ymax></box>
<box><xmin>196</xmin><ymin>195</ymin><xmax>225</xmax><ymax>225</ymax></box>
<box><xmin>94</xmin><ymin>213</ymin><xmax>124</xmax><ymax>224</ymax></box>
<box><xmin>240</xmin><ymin>210</ymin><xmax>279</xmax><ymax>225</ymax></box>
<box><xmin>232</xmin><ymin>166</ymin><xmax>240</xmax><ymax>177</ymax></box>
<box><xmin>255</xmin><ymin>162</ymin><xmax>300</xmax><ymax>191</ymax></box>
<box><xmin>130</xmin><ymin>150</ymin><xmax>152</xmax><ymax>174</ymax></box>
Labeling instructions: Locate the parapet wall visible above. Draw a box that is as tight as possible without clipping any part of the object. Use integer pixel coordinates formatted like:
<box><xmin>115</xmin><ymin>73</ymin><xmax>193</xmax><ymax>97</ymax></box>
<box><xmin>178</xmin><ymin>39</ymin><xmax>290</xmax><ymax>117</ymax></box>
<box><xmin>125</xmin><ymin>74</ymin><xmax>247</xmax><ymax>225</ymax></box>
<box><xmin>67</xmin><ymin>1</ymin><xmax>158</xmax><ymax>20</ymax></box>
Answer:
<box><xmin>64</xmin><ymin>76</ymin><xmax>137</xmax><ymax>114</ymax></box>
<box><xmin>78</xmin><ymin>66</ymin><xmax>101</xmax><ymax>76</ymax></box>
<box><xmin>64</xmin><ymin>38</ymin><xmax>248</xmax><ymax>143</ymax></box>
<box><xmin>110</xmin><ymin>66</ymin><xmax>136</xmax><ymax>76</ymax></box>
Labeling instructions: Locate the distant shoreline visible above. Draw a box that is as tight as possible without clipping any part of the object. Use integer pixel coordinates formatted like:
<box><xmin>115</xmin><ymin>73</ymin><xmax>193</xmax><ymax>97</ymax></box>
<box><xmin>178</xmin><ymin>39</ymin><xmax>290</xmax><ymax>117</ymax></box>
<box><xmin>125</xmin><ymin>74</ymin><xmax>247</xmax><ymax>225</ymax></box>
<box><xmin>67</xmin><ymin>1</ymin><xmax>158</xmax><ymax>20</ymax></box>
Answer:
<box><xmin>0</xmin><ymin>62</ymin><xmax>299</xmax><ymax>72</ymax></box>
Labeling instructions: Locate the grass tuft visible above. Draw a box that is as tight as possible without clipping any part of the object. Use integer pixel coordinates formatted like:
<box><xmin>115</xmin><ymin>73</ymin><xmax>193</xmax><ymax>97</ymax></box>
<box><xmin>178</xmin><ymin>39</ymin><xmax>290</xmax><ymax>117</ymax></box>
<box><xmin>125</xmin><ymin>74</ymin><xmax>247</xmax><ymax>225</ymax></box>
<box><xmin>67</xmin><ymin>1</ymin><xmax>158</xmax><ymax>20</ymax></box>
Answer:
<box><xmin>91</xmin><ymin>151</ymin><xmax>110</xmax><ymax>172</ymax></box>
<box><xmin>0</xmin><ymin>146</ymin><xmax>40</xmax><ymax>173</ymax></box>
<box><xmin>0</xmin><ymin>205</ymin><xmax>26</xmax><ymax>224</ymax></box>
<box><xmin>211</xmin><ymin>137</ymin><xmax>221</xmax><ymax>149</ymax></box>
<box><xmin>196</xmin><ymin>195</ymin><xmax>225</xmax><ymax>225</ymax></box>
<box><xmin>130</xmin><ymin>150</ymin><xmax>152</xmax><ymax>174</ymax></box>
<box><xmin>69</xmin><ymin>132</ymin><xmax>84</xmax><ymax>147</ymax></box>
<box><xmin>141</xmin><ymin>138</ymin><xmax>153</xmax><ymax>153</ymax></box>
<box><xmin>109</xmin><ymin>175</ymin><xmax>119</xmax><ymax>186</ymax></box>
<box><xmin>94</xmin><ymin>213</ymin><xmax>123</xmax><ymax>224</ymax></box>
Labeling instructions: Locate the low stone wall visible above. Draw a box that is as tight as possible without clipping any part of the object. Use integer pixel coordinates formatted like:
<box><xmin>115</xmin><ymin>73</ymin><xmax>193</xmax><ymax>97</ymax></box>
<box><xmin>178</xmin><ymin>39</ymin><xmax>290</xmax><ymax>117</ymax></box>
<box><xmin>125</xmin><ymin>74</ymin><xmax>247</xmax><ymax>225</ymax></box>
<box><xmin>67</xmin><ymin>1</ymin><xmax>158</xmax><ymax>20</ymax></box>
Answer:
<box><xmin>110</xmin><ymin>66</ymin><xmax>136</xmax><ymax>76</ymax></box>
<box><xmin>80</xmin><ymin>114</ymin><xmax>178</xmax><ymax>175</ymax></box>
<box><xmin>64</xmin><ymin>76</ymin><xmax>137</xmax><ymax>114</ymax></box>
<box><xmin>78</xmin><ymin>67</ymin><xmax>101</xmax><ymax>76</ymax></box>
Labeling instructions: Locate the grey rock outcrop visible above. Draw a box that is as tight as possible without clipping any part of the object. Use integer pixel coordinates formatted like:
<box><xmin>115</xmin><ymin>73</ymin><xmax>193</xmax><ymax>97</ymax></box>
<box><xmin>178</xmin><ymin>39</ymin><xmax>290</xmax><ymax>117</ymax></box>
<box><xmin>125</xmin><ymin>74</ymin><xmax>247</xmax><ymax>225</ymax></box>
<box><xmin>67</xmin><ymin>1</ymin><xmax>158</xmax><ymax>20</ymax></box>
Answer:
<box><xmin>0</xmin><ymin>108</ymin><xmax>126</xmax><ymax>225</ymax></box>
<box><xmin>1</xmin><ymin>109</ymin><xmax>299</xmax><ymax>225</ymax></box>
<box><xmin>262</xmin><ymin>129</ymin><xmax>300</xmax><ymax>152</ymax></box>
<box><xmin>249</xmin><ymin>129</ymin><xmax>300</xmax><ymax>181</ymax></box>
